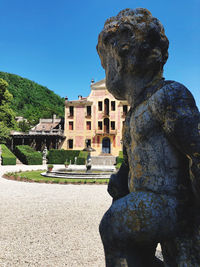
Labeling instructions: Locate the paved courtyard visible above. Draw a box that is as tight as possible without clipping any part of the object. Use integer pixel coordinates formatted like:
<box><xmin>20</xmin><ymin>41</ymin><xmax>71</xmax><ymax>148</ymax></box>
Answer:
<box><xmin>0</xmin><ymin>165</ymin><xmax>111</xmax><ymax>267</ymax></box>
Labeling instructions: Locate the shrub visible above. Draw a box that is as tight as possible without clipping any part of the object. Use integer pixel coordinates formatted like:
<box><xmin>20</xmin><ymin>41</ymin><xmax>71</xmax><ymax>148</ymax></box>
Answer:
<box><xmin>76</xmin><ymin>151</ymin><xmax>88</xmax><ymax>165</ymax></box>
<box><xmin>1</xmin><ymin>144</ymin><xmax>16</xmax><ymax>165</ymax></box>
<box><xmin>15</xmin><ymin>145</ymin><xmax>42</xmax><ymax>165</ymax></box>
<box><xmin>76</xmin><ymin>157</ymin><xmax>86</xmax><ymax>165</ymax></box>
<box><xmin>47</xmin><ymin>164</ymin><xmax>53</xmax><ymax>168</ymax></box>
<box><xmin>116</xmin><ymin>151</ymin><xmax>124</xmax><ymax>169</ymax></box>
<box><xmin>47</xmin><ymin>149</ymin><xmax>80</xmax><ymax>164</ymax></box>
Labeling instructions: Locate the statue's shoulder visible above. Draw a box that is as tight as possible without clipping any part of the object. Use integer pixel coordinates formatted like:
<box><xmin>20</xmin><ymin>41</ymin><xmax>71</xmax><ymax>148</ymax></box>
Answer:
<box><xmin>162</xmin><ymin>80</ymin><xmax>193</xmax><ymax>99</ymax></box>
<box><xmin>151</xmin><ymin>80</ymin><xmax>196</xmax><ymax>108</ymax></box>
<box><xmin>150</xmin><ymin>80</ymin><xmax>197</xmax><ymax>117</ymax></box>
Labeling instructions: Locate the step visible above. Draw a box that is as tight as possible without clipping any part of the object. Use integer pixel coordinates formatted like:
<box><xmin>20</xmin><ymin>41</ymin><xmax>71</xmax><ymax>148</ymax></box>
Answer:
<box><xmin>91</xmin><ymin>156</ymin><xmax>116</xmax><ymax>166</ymax></box>
<box><xmin>16</xmin><ymin>158</ymin><xmax>23</xmax><ymax>165</ymax></box>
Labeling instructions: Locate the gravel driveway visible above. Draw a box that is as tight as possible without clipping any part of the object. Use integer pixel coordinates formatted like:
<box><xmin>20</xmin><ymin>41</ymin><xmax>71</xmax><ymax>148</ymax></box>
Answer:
<box><xmin>0</xmin><ymin>165</ymin><xmax>162</xmax><ymax>266</ymax></box>
<box><xmin>0</xmin><ymin>165</ymin><xmax>112</xmax><ymax>267</ymax></box>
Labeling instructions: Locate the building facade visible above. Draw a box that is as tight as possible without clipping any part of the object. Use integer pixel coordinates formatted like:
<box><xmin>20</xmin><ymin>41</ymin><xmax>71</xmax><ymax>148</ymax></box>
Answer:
<box><xmin>62</xmin><ymin>79</ymin><xmax>129</xmax><ymax>156</ymax></box>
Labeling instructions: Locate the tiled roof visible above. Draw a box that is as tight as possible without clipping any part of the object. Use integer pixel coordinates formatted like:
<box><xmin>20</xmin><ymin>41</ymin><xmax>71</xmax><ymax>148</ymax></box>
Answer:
<box><xmin>31</xmin><ymin>122</ymin><xmax>60</xmax><ymax>132</ymax></box>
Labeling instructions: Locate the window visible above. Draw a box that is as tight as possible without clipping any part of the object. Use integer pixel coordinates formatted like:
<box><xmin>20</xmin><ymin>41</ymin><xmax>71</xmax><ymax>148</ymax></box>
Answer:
<box><xmin>86</xmin><ymin>106</ymin><xmax>91</xmax><ymax>116</ymax></box>
<box><xmin>69</xmin><ymin>121</ymin><xmax>73</xmax><ymax>130</ymax></box>
<box><xmin>86</xmin><ymin>121</ymin><xmax>91</xmax><ymax>130</ymax></box>
<box><xmin>123</xmin><ymin>105</ymin><xmax>128</xmax><ymax>115</ymax></box>
<box><xmin>111</xmin><ymin>121</ymin><xmax>115</xmax><ymax>130</ymax></box>
<box><xmin>111</xmin><ymin>101</ymin><xmax>115</xmax><ymax>111</ymax></box>
<box><xmin>98</xmin><ymin>121</ymin><xmax>102</xmax><ymax>130</ymax></box>
<box><xmin>98</xmin><ymin>101</ymin><xmax>102</xmax><ymax>111</ymax></box>
<box><xmin>69</xmin><ymin>106</ymin><xmax>74</xmax><ymax>117</ymax></box>
<box><xmin>104</xmin><ymin>99</ymin><xmax>109</xmax><ymax>115</ymax></box>
<box><xmin>68</xmin><ymin>139</ymin><xmax>73</xmax><ymax>149</ymax></box>
<box><xmin>85</xmin><ymin>139</ymin><xmax>91</xmax><ymax>148</ymax></box>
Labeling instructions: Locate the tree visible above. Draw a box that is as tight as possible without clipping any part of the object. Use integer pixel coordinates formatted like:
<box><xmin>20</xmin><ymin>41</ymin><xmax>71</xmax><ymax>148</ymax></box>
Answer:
<box><xmin>0</xmin><ymin>71</ymin><xmax>64</xmax><ymax>123</ymax></box>
<box><xmin>18</xmin><ymin>120</ymin><xmax>31</xmax><ymax>133</ymax></box>
<box><xmin>0</xmin><ymin>122</ymin><xmax>11</xmax><ymax>144</ymax></box>
<box><xmin>0</xmin><ymin>78</ymin><xmax>17</xmax><ymax>143</ymax></box>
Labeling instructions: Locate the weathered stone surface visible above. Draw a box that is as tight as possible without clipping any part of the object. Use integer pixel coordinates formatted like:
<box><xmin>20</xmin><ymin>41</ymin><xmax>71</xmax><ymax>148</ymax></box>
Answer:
<box><xmin>97</xmin><ymin>8</ymin><xmax>200</xmax><ymax>266</ymax></box>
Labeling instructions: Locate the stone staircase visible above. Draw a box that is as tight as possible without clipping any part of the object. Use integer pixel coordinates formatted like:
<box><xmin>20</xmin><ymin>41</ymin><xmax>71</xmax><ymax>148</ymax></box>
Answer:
<box><xmin>91</xmin><ymin>155</ymin><xmax>116</xmax><ymax>166</ymax></box>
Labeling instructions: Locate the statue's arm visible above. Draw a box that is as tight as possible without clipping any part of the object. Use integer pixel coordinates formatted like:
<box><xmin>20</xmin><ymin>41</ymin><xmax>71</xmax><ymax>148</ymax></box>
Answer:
<box><xmin>108</xmin><ymin>145</ymin><xmax>129</xmax><ymax>201</ymax></box>
<box><xmin>152</xmin><ymin>82</ymin><xmax>200</xmax><ymax>200</ymax></box>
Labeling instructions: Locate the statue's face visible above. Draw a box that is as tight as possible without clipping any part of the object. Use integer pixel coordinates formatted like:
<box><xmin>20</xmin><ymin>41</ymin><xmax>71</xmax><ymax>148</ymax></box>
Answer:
<box><xmin>100</xmin><ymin>30</ymin><xmax>134</xmax><ymax>101</ymax></box>
<box><xmin>102</xmin><ymin>30</ymin><xmax>142</xmax><ymax>101</ymax></box>
<box><xmin>104</xmin><ymin>51</ymin><xmax>126</xmax><ymax>100</ymax></box>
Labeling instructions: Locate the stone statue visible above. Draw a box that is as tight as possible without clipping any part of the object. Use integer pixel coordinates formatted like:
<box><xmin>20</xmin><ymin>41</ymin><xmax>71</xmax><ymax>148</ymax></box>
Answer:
<box><xmin>42</xmin><ymin>146</ymin><xmax>48</xmax><ymax>165</ymax></box>
<box><xmin>97</xmin><ymin>8</ymin><xmax>200</xmax><ymax>266</ymax></box>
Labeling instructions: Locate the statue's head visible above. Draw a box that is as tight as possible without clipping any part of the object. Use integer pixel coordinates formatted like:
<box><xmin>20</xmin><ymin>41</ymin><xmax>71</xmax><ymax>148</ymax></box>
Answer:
<box><xmin>97</xmin><ymin>8</ymin><xmax>169</xmax><ymax>100</ymax></box>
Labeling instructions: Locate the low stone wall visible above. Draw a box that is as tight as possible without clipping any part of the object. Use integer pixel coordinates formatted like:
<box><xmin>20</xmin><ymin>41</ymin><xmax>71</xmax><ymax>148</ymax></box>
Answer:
<box><xmin>91</xmin><ymin>156</ymin><xmax>116</xmax><ymax>166</ymax></box>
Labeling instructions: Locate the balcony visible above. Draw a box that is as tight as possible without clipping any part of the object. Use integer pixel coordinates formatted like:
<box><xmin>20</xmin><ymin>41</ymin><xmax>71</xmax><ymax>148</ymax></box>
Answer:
<box><xmin>66</xmin><ymin>112</ymin><xmax>74</xmax><ymax>118</ymax></box>
<box><xmin>95</xmin><ymin>129</ymin><xmax>117</xmax><ymax>135</ymax></box>
<box><xmin>85</xmin><ymin>112</ymin><xmax>91</xmax><ymax>118</ymax></box>
<box><xmin>102</xmin><ymin>111</ymin><xmax>109</xmax><ymax>118</ymax></box>
<box><xmin>110</xmin><ymin>129</ymin><xmax>117</xmax><ymax>135</ymax></box>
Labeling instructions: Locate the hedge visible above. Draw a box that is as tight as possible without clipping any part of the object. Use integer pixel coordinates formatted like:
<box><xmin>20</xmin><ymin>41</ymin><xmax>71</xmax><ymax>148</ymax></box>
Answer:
<box><xmin>0</xmin><ymin>144</ymin><xmax>16</xmax><ymax>165</ymax></box>
<box><xmin>15</xmin><ymin>145</ymin><xmax>42</xmax><ymax>165</ymax></box>
<box><xmin>76</xmin><ymin>151</ymin><xmax>88</xmax><ymax>165</ymax></box>
<box><xmin>47</xmin><ymin>149</ymin><xmax>80</xmax><ymax>164</ymax></box>
<box><xmin>116</xmin><ymin>151</ymin><xmax>124</xmax><ymax>169</ymax></box>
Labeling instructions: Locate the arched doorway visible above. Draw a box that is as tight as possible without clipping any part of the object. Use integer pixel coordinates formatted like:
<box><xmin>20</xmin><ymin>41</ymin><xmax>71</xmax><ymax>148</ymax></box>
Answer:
<box><xmin>102</xmin><ymin>137</ymin><xmax>111</xmax><ymax>154</ymax></box>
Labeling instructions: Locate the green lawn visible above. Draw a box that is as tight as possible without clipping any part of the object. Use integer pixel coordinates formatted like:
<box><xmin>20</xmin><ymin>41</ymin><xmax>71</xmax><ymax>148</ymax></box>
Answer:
<box><xmin>5</xmin><ymin>170</ymin><xmax>109</xmax><ymax>184</ymax></box>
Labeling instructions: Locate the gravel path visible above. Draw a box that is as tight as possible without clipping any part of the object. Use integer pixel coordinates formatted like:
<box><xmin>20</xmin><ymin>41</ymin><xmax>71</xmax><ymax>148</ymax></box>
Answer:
<box><xmin>0</xmin><ymin>165</ymin><xmax>111</xmax><ymax>267</ymax></box>
<box><xmin>0</xmin><ymin>165</ymin><xmax>162</xmax><ymax>266</ymax></box>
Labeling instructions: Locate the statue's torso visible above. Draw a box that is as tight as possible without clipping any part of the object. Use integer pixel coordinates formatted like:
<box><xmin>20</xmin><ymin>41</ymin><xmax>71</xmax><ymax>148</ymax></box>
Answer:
<box><xmin>123</xmin><ymin>87</ymin><xmax>190</xmax><ymax>197</ymax></box>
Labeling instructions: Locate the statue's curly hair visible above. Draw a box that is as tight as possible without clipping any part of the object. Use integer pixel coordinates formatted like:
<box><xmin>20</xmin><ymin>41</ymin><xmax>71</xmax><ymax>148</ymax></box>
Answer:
<box><xmin>97</xmin><ymin>8</ymin><xmax>169</xmax><ymax>75</ymax></box>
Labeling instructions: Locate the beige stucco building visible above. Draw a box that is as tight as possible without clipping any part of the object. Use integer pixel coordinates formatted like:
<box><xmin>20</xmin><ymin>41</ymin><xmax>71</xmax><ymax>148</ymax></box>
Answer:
<box><xmin>62</xmin><ymin>79</ymin><xmax>129</xmax><ymax>157</ymax></box>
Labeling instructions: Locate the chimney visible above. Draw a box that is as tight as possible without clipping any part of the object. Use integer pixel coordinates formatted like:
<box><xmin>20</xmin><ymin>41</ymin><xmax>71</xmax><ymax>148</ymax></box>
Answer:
<box><xmin>65</xmin><ymin>96</ymin><xmax>68</xmax><ymax>101</ymax></box>
<box><xmin>78</xmin><ymin>95</ymin><xmax>82</xmax><ymax>100</ymax></box>
<box><xmin>91</xmin><ymin>78</ymin><xmax>95</xmax><ymax>84</ymax></box>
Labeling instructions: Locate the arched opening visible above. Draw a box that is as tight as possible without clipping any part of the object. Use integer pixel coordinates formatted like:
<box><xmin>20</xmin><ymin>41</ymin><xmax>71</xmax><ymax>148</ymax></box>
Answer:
<box><xmin>102</xmin><ymin>137</ymin><xmax>111</xmax><ymax>154</ymax></box>
<box><xmin>104</xmin><ymin>98</ymin><xmax>109</xmax><ymax>116</ymax></box>
<box><xmin>104</xmin><ymin>118</ymin><xmax>109</xmax><ymax>133</ymax></box>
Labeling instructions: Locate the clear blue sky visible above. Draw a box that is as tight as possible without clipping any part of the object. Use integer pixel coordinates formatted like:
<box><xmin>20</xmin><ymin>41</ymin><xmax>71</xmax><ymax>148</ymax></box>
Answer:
<box><xmin>0</xmin><ymin>0</ymin><xmax>199</xmax><ymax>109</ymax></box>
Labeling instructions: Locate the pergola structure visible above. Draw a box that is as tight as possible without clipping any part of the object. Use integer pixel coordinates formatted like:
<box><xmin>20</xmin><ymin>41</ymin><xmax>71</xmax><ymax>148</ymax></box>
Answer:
<box><xmin>10</xmin><ymin>115</ymin><xmax>65</xmax><ymax>151</ymax></box>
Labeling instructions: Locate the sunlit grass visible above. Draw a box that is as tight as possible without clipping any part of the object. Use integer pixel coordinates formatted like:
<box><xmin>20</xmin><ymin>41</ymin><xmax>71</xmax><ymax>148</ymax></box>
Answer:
<box><xmin>5</xmin><ymin>170</ymin><xmax>109</xmax><ymax>184</ymax></box>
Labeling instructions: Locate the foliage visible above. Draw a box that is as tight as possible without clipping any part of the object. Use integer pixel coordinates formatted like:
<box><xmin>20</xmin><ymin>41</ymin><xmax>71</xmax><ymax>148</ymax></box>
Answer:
<box><xmin>116</xmin><ymin>151</ymin><xmax>124</xmax><ymax>169</ymax></box>
<box><xmin>0</xmin><ymin>78</ymin><xmax>18</xmax><ymax>143</ymax></box>
<box><xmin>76</xmin><ymin>157</ymin><xmax>86</xmax><ymax>165</ymax></box>
<box><xmin>0</xmin><ymin>72</ymin><xmax>65</xmax><ymax>125</ymax></box>
<box><xmin>15</xmin><ymin>145</ymin><xmax>42</xmax><ymax>165</ymax></box>
<box><xmin>0</xmin><ymin>122</ymin><xmax>11</xmax><ymax>144</ymax></box>
<box><xmin>18</xmin><ymin>120</ymin><xmax>31</xmax><ymax>133</ymax></box>
<box><xmin>47</xmin><ymin>149</ymin><xmax>80</xmax><ymax>164</ymax></box>
<box><xmin>76</xmin><ymin>151</ymin><xmax>88</xmax><ymax>165</ymax></box>
<box><xmin>47</xmin><ymin>164</ymin><xmax>53</xmax><ymax>168</ymax></box>
<box><xmin>0</xmin><ymin>144</ymin><xmax>16</xmax><ymax>165</ymax></box>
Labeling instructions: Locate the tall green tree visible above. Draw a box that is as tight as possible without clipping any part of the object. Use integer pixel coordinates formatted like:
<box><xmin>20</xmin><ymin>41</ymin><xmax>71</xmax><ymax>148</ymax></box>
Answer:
<box><xmin>0</xmin><ymin>78</ymin><xmax>17</xmax><ymax>143</ymax></box>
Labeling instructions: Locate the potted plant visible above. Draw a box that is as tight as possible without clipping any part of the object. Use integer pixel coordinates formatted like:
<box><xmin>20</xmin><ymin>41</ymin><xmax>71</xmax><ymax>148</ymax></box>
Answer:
<box><xmin>47</xmin><ymin>164</ymin><xmax>53</xmax><ymax>172</ymax></box>
<box><xmin>64</xmin><ymin>160</ymin><xmax>69</xmax><ymax>168</ymax></box>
